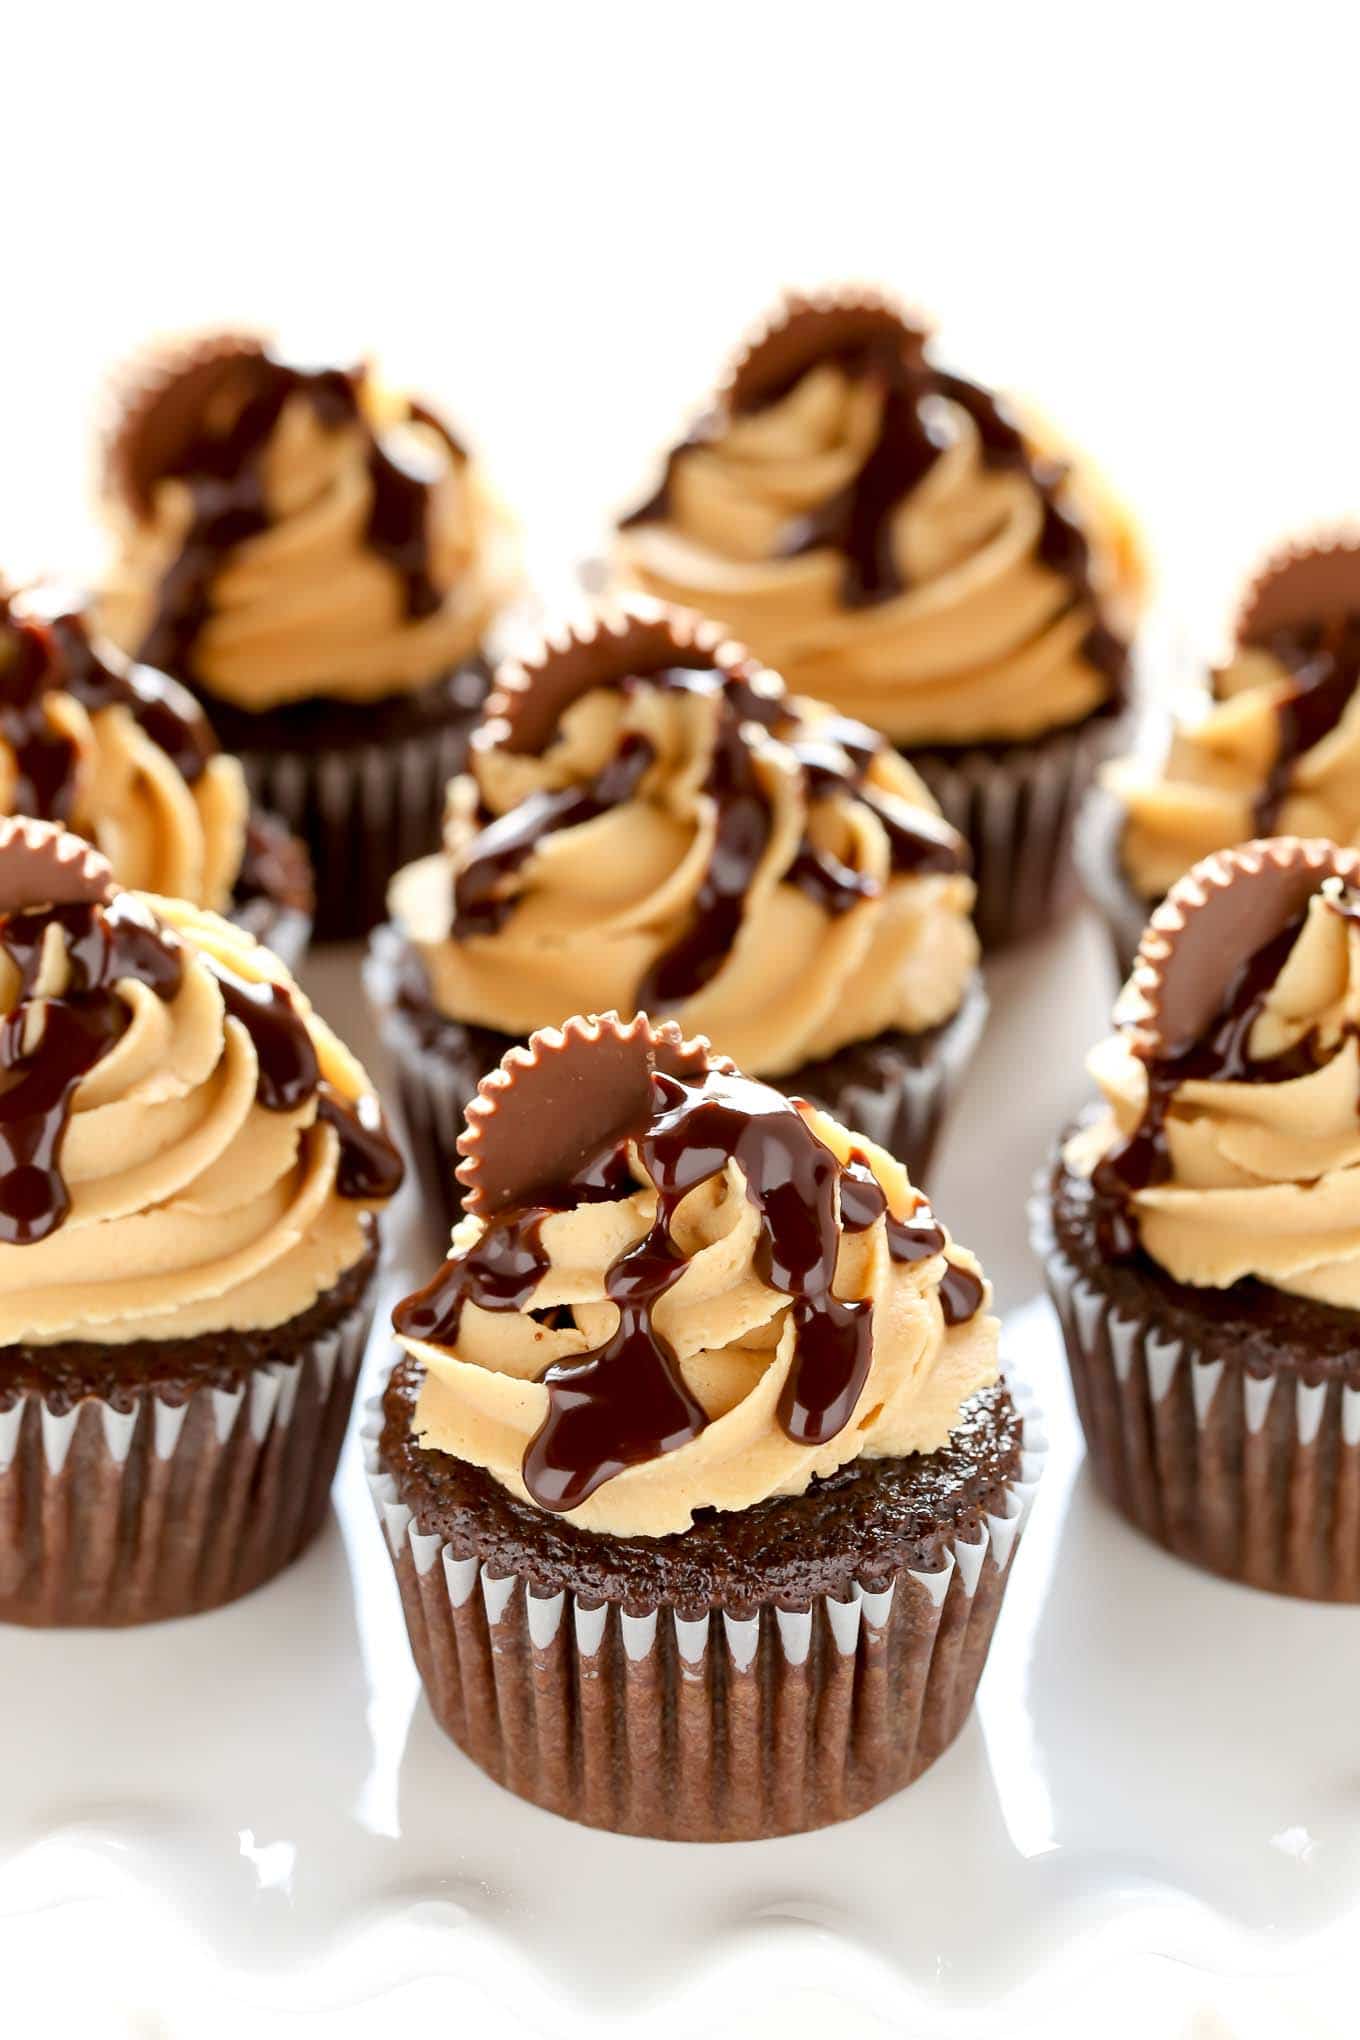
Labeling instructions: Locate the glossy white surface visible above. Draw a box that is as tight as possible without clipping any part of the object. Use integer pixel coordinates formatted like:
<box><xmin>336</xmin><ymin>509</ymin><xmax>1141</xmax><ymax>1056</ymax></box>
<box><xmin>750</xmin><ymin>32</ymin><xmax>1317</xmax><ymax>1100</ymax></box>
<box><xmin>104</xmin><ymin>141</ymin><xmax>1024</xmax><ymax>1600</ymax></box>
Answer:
<box><xmin>0</xmin><ymin>926</ymin><xmax>1357</xmax><ymax>2038</ymax></box>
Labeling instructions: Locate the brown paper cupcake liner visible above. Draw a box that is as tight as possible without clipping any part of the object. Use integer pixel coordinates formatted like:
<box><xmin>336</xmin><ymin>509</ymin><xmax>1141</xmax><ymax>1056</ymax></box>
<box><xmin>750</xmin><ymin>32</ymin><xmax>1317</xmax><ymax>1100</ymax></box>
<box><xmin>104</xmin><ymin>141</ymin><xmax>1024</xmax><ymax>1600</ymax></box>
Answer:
<box><xmin>1032</xmin><ymin>1193</ymin><xmax>1360</xmax><ymax>1600</ymax></box>
<box><xmin>910</xmin><ymin>709</ymin><xmax>1125</xmax><ymax>950</ymax></box>
<box><xmin>361</xmin><ymin>1381</ymin><xmax>1045</xmax><ymax>1840</ymax></box>
<box><xmin>232</xmin><ymin>670</ymin><xmax>488</xmax><ymax>942</ymax></box>
<box><xmin>0</xmin><ymin>1298</ymin><xmax>373</xmax><ymax>1627</ymax></box>
<box><xmin>364</xmin><ymin>929</ymin><xmax>989</xmax><ymax>1242</ymax></box>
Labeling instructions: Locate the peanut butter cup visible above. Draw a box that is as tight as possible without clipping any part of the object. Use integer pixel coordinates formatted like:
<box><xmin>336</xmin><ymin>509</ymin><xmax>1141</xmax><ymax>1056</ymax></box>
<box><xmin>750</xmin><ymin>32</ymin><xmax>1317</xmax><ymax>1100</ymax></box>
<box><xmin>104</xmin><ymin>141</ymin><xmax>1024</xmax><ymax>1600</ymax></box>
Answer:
<box><xmin>369</xmin><ymin>1014</ymin><xmax>1041</xmax><ymax>1839</ymax></box>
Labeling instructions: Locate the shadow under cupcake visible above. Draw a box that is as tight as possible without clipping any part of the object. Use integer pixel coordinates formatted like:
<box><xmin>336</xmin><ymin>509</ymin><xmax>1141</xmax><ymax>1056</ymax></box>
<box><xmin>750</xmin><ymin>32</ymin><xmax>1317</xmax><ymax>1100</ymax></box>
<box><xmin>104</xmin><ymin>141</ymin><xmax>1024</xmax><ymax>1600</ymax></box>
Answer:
<box><xmin>613</xmin><ymin>291</ymin><xmax>1143</xmax><ymax>949</ymax></box>
<box><xmin>366</xmin><ymin>602</ymin><xmax>988</xmax><ymax>1243</ymax></box>
<box><xmin>366</xmin><ymin>1012</ymin><xmax>1043</xmax><ymax>1839</ymax></box>
<box><xmin>97</xmin><ymin>334</ymin><xmax>519</xmax><ymax>939</ymax></box>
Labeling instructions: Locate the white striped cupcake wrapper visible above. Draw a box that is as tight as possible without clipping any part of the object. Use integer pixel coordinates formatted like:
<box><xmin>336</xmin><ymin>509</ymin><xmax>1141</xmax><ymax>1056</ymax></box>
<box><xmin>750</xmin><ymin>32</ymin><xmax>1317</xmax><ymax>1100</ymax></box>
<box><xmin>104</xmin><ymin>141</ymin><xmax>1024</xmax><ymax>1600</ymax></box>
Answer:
<box><xmin>0</xmin><ymin>1300</ymin><xmax>372</xmax><ymax>1627</ymax></box>
<box><xmin>1033</xmin><ymin>1189</ymin><xmax>1360</xmax><ymax>1599</ymax></box>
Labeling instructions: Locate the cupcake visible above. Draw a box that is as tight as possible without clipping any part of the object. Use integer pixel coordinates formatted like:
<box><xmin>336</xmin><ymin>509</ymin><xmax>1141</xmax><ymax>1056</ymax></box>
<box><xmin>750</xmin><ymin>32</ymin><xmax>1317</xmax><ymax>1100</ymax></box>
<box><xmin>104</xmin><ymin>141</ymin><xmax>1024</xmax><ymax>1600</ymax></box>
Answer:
<box><xmin>1081</xmin><ymin>535</ymin><xmax>1360</xmax><ymax>978</ymax></box>
<box><xmin>99</xmin><ymin>335</ymin><xmax>518</xmax><ymax>939</ymax></box>
<box><xmin>614</xmin><ymin>291</ymin><xmax>1141</xmax><ymax>948</ymax></box>
<box><xmin>1</xmin><ymin>583</ymin><xmax>313</xmax><ymax>969</ymax></box>
<box><xmin>365</xmin><ymin>1012</ymin><xmax>1042</xmax><ymax>1839</ymax></box>
<box><xmin>0</xmin><ymin>817</ymin><xmax>403</xmax><ymax>1625</ymax></box>
<box><xmin>368</xmin><ymin>603</ymin><xmax>986</xmax><ymax>1240</ymax></box>
<box><xmin>1036</xmin><ymin>835</ymin><xmax>1360</xmax><ymax>1599</ymax></box>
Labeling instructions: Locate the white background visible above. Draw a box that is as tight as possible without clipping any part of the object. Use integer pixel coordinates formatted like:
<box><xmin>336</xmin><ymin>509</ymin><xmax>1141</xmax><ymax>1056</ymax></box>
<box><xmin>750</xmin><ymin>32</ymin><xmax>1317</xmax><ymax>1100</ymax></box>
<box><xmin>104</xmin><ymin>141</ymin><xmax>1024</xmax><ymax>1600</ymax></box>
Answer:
<box><xmin>4</xmin><ymin>4</ymin><xmax>1360</xmax><ymax>2035</ymax></box>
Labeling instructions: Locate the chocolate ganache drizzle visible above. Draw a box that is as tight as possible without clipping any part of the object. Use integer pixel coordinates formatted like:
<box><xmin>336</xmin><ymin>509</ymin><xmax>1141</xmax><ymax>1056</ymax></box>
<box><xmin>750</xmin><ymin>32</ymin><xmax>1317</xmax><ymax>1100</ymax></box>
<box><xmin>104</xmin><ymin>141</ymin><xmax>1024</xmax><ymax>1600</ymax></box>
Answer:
<box><xmin>394</xmin><ymin>1059</ymin><xmax>979</xmax><ymax>1511</ymax></box>
<box><xmin>452</xmin><ymin>660</ymin><xmax>966</xmax><ymax>1004</ymax></box>
<box><xmin>0</xmin><ymin>591</ymin><xmax>215</xmax><ymax>818</ymax></box>
<box><xmin>130</xmin><ymin>346</ymin><xmax>457</xmax><ymax>680</ymax></box>
<box><xmin>1239</xmin><ymin>616</ymin><xmax>1360</xmax><ymax>836</ymax></box>
<box><xmin>622</xmin><ymin>310</ymin><xmax>1126</xmax><ymax>692</ymax></box>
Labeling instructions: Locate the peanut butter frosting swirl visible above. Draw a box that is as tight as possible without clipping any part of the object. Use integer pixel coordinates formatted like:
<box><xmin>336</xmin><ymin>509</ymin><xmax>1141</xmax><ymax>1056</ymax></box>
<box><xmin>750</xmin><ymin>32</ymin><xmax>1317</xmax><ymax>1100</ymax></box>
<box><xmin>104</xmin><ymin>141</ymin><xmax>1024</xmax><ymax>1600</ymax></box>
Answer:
<box><xmin>0</xmin><ymin>588</ymin><xmax>247</xmax><ymax>912</ymax></box>
<box><xmin>100</xmin><ymin>338</ymin><xmax>517</xmax><ymax>712</ymax></box>
<box><xmin>1068</xmin><ymin>838</ymin><xmax>1360</xmax><ymax>1307</ymax></box>
<box><xmin>393</xmin><ymin>1015</ymin><xmax>996</xmax><ymax>1538</ymax></box>
<box><xmin>1113</xmin><ymin>542</ymin><xmax>1360</xmax><ymax>901</ymax></box>
<box><xmin>389</xmin><ymin>606</ymin><xmax>979</xmax><ymax>1077</ymax></box>
<box><xmin>0</xmin><ymin>819</ymin><xmax>402</xmax><ymax>1344</ymax></box>
<box><xmin>615</xmin><ymin>294</ymin><xmax>1137</xmax><ymax>747</ymax></box>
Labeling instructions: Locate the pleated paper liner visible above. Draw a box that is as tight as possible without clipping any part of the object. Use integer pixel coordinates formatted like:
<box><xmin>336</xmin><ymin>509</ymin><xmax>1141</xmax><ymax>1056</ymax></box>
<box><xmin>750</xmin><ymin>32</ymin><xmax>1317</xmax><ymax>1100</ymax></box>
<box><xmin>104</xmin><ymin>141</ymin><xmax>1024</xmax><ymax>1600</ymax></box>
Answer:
<box><xmin>363</xmin><ymin>1378</ymin><xmax>1045</xmax><ymax>1841</ymax></box>
<box><xmin>909</xmin><ymin>705</ymin><xmax>1126</xmax><ymax>950</ymax></box>
<box><xmin>0</xmin><ymin>1292</ymin><xmax>374</xmax><ymax>1628</ymax></box>
<box><xmin>1033</xmin><ymin>1189</ymin><xmax>1360</xmax><ymax>1601</ymax></box>
<box><xmin>364</xmin><ymin>927</ymin><xmax>988</xmax><ymax>1247</ymax></box>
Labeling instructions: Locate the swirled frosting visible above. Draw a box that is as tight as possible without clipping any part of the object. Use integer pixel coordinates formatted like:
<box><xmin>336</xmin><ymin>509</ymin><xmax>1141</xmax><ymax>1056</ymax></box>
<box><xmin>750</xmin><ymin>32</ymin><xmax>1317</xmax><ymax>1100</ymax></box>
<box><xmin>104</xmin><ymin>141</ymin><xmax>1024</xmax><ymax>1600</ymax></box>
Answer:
<box><xmin>1068</xmin><ymin>839</ymin><xmax>1360</xmax><ymax>1307</ymax></box>
<box><xmin>615</xmin><ymin>297</ymin><xmax>1137</xmax><ymax>747</ymax></box>
<box><xmin>389</xmin><ymin>608</ymin><xmax>979</xmax><ymax>1077</ymax></box>
<box><xmin>0</xmin><ymin>588</ymin><xmax>247</xmax><ymax>911</ymax></box>
<box><xmin>392</xmin><ymin>1016</ymin><xmax>996</xmax><ymax>1537</ymax></box>
<box><xmin>0</xmin><ymin>820</ymin><xmax>402</xmax><ymax>1344</ymax></box>
<box><xmin>1113</xmin><ymin>584</ymin><xmax>1360</xmax><ymax>902</ymax></box>
<box><xmin>100</xmin><ymin>339</ymin><xmax>517</xmax><ymax>712</ymax></box>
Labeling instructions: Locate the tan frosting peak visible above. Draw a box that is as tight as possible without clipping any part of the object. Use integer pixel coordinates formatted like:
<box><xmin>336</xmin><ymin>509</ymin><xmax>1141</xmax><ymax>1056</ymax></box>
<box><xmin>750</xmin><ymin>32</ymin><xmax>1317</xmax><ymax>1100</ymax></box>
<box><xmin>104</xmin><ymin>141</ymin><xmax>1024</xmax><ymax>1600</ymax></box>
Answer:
<box><xmin>99</xmin><ymin>337</ymin><xmax>517</xmax><ymax>711</ymax></box>
<box><xmin>388</xmin><ymin>603</ymin><xmax>980</xmax><ymax>1077</ymax></box>
<box><xmin>0</xmin><ymin>588</ymin><xmax>247</xmax><ymax>912</ymax></box>
<box><xmin>0</xmin><ymin>823</ymin><xmax>398</xmax><ymax>1343</ymax></box>
<box><xmin>394</xmin><ymin>1014</ymin><xmax>998</xmax><ymax>1537</ymax></box>
<box><xmin>1068</xmin><ymin>838</ymin><xmax>1360</xmax><ymax>1306</ymax></box>
<box><xmin>614</xmin><ymin>294</ymin><xmax>1138</xmax><ymax>746</ymax></box>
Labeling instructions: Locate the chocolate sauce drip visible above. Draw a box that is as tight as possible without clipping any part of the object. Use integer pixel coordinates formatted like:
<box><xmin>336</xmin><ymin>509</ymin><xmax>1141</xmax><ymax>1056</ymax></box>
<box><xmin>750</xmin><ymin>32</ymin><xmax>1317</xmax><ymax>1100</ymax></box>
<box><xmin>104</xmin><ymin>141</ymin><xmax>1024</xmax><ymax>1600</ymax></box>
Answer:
<box><xmin>775</xmin><ymin>340</ymin><xmax>945</xmax><ymax>606</ymax></box>
<box><xmin>458</xmin><ymin>663</ymin><xmax>964</xmax><ymax>992</ymax></box>
<box><xmin>1250</xmin><ymin>641</ymin><xmax>1360</xmax><ymax>835</ymax></box>
<box><xmin>135</xmin><ymin>352</ymin><xmax>450</xmax><ymax>679</ymax></box>
<box><xmin>0</xmin><ymin>599</ymin><xmax>219</xmax><ymax>827</ymax></box>
<box><xmin>0</xmin><ymin>893</ymin><xmax>182</xmax><ymax>1244</ymax></box>
<box><xmin>1091</xmin><ymin>913</ymin><xmax>1325</xmax><ymax>1257</ymax></box>
<box><xmin>621</xmin><ymin>338</ymin><xmax>1123</xmax><ymax>697</ymax></box>
<box><xmin>397</xmin><ymin>1065</ymin><xmax>983</xmax><ymax>1511</ymax></box>
<box><xmin>452</xmin><ymin>735</ymin><xmax>655</xmax><ymax>940</ymax></box>
<box><xmin>203</xmin><ymin>953</ymin><xmax>402</xmax><ymax>1195</ymax></box>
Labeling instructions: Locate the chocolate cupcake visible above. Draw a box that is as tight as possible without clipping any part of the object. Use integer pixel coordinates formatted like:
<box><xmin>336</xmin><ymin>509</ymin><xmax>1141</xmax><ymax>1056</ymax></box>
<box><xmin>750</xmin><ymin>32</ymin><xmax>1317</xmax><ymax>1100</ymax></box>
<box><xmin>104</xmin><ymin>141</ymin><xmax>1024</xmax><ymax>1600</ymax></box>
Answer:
<box><xmin>1</xmin><ymin>585</ymin><xmax>313</xmax><ymax>969</ymax></box>
<box><xmin>367</xmin><ymin>603</ymin><xmax>986</xmax><ymax>1240</ymax></box>
<box><xmin>99</xmin><ymin>335</ymin><xmax>518</xmax><ymax>938</ymax></box>
<box><xmin>1080</xmin><ymin>535</ymin><xmax>1360</xmax><ymax>979</ymax></box>
<box><xmin>365</xmin><ymin>1013</ymin><xmax>1042</xmax><ymax>1839</ymax></box>
<box><xmin>0</xmin><ymin>818</ymin><xmax>403</xmax><ymax>1625</ymax></box>
<box><xmin>1036</xmin><ymin>835</ymin><xmax>1360</xmax><ymax>1599</ymax></box>
<box><xmin>614</xmin><ymin>292</ymin><xmax>1142</xmax><ymax>948</ymax></box>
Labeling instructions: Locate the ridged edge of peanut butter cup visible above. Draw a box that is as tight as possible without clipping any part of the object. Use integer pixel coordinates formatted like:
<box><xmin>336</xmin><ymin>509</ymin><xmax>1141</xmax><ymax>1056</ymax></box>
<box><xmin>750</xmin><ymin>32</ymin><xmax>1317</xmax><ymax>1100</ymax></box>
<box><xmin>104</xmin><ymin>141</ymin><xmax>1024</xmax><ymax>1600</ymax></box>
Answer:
<box><xmin>103</xmin><ymin>330</ymin><xmax>273</xmax><ymax>518</ymax></box>
<box><xmin>1119</xmin><ymin>836</ymin><xmax>1360</xmax><ymax>1060</ymax></box>
<box><xmin>724</xmin><ymin>288</ymin><xmax>931</xmax><ymax>414</ymax></box>
<box><xmin>1235</xmin><ymin>531</ymin><xmax>1360</xmax><ymax>648</ymax></box>
<box><xmin>456</xmin><ymin>1010</ymin><xmax>722</xmax><ymax>1217</ymax></box>
<box><xmin>476</xmin><ymin>599</ymin><xmax>782</xmax><ymax>758</ymax></box>
<box><xmin>0</xmin><ymin>818</ymin><xmax>117</xmax><ymax>913</ymax></box>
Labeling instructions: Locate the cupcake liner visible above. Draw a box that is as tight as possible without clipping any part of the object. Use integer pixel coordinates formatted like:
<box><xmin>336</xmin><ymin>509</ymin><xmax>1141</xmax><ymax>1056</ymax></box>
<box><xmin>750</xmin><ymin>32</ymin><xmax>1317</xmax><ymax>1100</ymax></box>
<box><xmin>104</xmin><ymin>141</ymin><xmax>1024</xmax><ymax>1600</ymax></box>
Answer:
<box><xmin>1032</xmin><ymin>1193</ymin><xmax>1360</xmax><ymax>1601</ymax></box>
<box><xmin>365</xmin><ymin>929</ymin><xmax>989</xmax><ymax>1245</ymax></box>
<box><xmin>361</xmin><ymin>1379</ymin><xmax>1045</xmax><ymax>1840</ymax></box>
<box><xmin>1072</xmin><ymin>781</ymin><xmax>1149</xmax><ymax>984</ymax></box>
<box><xmin>909</xmin><ymin>710</ymin><xmax>1124</xmax><ymax>950</ymax></box>
<box><xmin>233</xmin><ymin>668</ymin><xmax>488</xmax><ymax>942</ymax></box>
<box><xmin>0</xmin><ymin>1296</ymin><xmax>373</xmax><ymax>1627</ymax></box>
